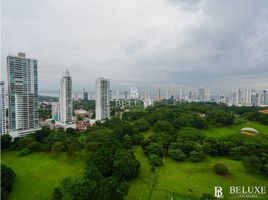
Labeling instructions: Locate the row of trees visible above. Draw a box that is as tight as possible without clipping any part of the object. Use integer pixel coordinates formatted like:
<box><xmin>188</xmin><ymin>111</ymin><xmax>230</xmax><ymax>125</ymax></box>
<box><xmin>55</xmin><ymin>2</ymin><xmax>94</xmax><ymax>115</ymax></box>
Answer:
<box><xmin>141</xmin><ymin>127</ymin><xmax>268</xmax><ymax>176</ymax></box>
<box><xmin>122</xmin><ymin>103</ymin><xmax>235</xmax><ymax>132</ymax></box>
<box><xmin>1</xmin><ymin>127</ymin><xmax>82</xmax><ymax>156</ymax></box>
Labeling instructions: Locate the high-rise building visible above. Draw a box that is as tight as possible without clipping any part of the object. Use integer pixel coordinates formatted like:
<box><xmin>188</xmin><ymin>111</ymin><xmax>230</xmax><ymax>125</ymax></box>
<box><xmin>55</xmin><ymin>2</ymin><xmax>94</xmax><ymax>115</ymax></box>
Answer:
<box><xmin>144</xmin><ymin>91</ymin><xmax>149</xmax><ymax>100</ymax></box>
<box><xmin>59</xmin><ymin>70</ymin><xmax>73</xmax><ymax>123</ymax></box>
<box><xmin>109</xmin><ymin>89</ymin><xmax>113</xmax><ymax>101</ymax></box>
<box><xmin>7</xmin><ymin>53</ymin><xmax>39</xmax><ymax>137</ymax></box>
<box><xmin>82</xmin><ymin>88</ymin><xmax>88</xmax><ymax>101</ymax></box>
<box><xmin>115</xmin><ymin>90</ymin><xmax>119</xmax><ymax>100</ymax></box>
<box><xmin>124</xmin><ymin>91</ymin><xmax>128</xmax><ymax>99</ymax></box>
<box><xmin>51</xmin><ymin>102</ymin><xmax>60</xmax><ymax>121</ymax></box>
<box><xmin>198</xmin><ymin>87</ymin><xmax>205</xmax><ymax>102</ymax></box>
<box><xmin>228</xmin><ymin>91</ymin><xmax>238</xmax><ymax>106</ymax></box>
<box><xmin>245</xmin><ymin>88</ymin><xmax>252</xmax><ymax>105</ymax></box>
<box><xmin>261</xmin><ymin>90</ymin><xmax>268</xmax><ymax>105</ymax></box>
<box><xmin>0</xmin><ymin>81</ymin><xmax>6</xmax><ymax>135</ymax></box>
<box><xmin>156</xmin><ymin>88</ymin><xmax>161</xmax><ymax>100</ymax></box>
<box><xmin>205</xmin><ymin>88</ymin><xmax>210</xmax><ymax>101</ymax></box>
<box><xmin>95</xmin><ymin>78</ymin><xmax>110</xmax><ymax>121</ymax></box>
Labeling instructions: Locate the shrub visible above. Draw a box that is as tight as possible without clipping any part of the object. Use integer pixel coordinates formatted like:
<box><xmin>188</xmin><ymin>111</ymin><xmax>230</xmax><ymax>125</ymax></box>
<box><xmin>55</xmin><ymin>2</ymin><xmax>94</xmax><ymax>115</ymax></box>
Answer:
<box><xmin>149</xmin><ymin>154</ymin><xmax>163</xmax><ymax>166</ymax></box>
<box><xmin>51</xmin><ymin>142</ymin><xmax>65</xmax><ymax>152</ymax></box>
<box><xmin>17</xmin><ymin>148</ymin><xmax>32</xmax><ymax>157</ymax></box>
<box><xmin>243</xmin><ymin>155</ymin><xmax>262</xmax><ymax>174</ymax></box>
<box><xmin>26</xmin><ymin>141</ymin><xmax>43</xmax><ymax>151</ymax></box>
<box><xmin>168</xmin><ymin>149</ymin><xmax>186</xmax><ymax>161</ymax></box>
<box><xmin>213</xmin><ymin>163</ymin><xmax>229</xmax><ymax>175</ymax></box>
<box><xmin>189</xmin><ymin>151</ymin><xmax>206</xmax><ymax>162</ymax></box>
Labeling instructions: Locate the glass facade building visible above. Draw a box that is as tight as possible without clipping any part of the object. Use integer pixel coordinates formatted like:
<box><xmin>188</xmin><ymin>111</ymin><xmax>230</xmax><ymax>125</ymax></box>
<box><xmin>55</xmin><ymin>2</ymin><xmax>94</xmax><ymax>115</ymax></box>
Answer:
<box><xmin>7</xmin><ymin>53</ymin><xmax>39</xmax><ymax>137</ymax></box>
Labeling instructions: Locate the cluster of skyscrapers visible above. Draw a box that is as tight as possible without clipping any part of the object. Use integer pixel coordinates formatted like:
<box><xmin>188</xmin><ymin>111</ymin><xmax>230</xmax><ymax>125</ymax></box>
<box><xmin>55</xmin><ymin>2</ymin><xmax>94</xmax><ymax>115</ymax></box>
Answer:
<box><xmin>1</xmin><ymin>53</ymin><xmax>111</xmax><ymax>137</ymax></box>
<box><xmin>0</xmin><ymin>53</ymin><xmax>267</xmax><ymax>137</ymax></box>
<box><xmin>52</xmin><ymin>74</ymin><xmax>111</xmax><ymax>126</ymax></box>
<box><xmin>220</xmin><ymin>88</ymin><xmax>268</xmax><ymax>106</ymax></box>
<box><xmin>115</xmin><ymin>87</ymin><xmax>267</xmax><ymax>107</ymax></box>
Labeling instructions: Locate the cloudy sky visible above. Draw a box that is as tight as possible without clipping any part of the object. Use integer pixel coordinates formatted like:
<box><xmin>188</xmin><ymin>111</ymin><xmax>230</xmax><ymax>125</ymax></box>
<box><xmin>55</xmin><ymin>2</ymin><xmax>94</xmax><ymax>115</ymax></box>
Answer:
<box><xmin>1</xmin><ymin>0</ymin><xmax>268</xmax><ymax>95</ymax></box>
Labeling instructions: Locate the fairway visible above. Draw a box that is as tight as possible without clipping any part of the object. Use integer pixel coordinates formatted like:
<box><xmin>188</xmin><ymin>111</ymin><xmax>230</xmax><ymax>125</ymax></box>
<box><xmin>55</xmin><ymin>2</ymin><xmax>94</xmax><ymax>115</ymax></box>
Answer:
<box><xmin>201</xmin><ymin>121</ymin><xmax>268</xmax><ymax>138</ymax></box>
<box><xmin>1</xmin><ymin>151</ymin><xmax>85</xmax><ymax>200</ymax></box>
<box><xmin>143</xmin><ymin>122</ymin><xmax>268</xmax><ymax>139</ymax></box>
<box><xmin>126</xmin><ymin>146</ymin><xmax>268</xmax><ymax>200</ymax></box>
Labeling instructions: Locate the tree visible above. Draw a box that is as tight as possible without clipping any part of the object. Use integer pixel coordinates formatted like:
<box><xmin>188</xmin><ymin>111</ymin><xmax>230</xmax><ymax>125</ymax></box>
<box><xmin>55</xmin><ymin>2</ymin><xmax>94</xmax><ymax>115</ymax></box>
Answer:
<box><xmin>26</xmin><ymin>141</ymin><xmax>43</xmax><ymax>151</ymax></box>
<box><xmin>34</xmin><ymin>127</ymin><xmax>50</xmax><ymax>142</ymax></box>
<box><xmin>168</xmin><ymin>149</ymin><xmax>186</xmax><ymax>161</ymax></box>
<box><xmin>13</xmin><ymin>136</ymin><xmax>35</xmax><ymax>150</ymax></box>
<box><xmin>206</xmin><ymin>110</ymin><xmax>234</xmax><ymax>126</ymax></box>
<box><xmin>229</xmin><ymin>147</ymin><xmax>244</xmax><ymax>160</ymax></box>
<box><xmin>1</xmin><ymin>134</ymin><xmax>12</xmax><ymax>149</ymax></box>
<box><xmin>51</xmin><ymin>142</ymin><xmax>65</xmax><ymax>152</ymax></box>
<box><xmin>189</xmin><ymin>150</ymin><xmax>206</xmax><ymax>162</ymax></box>
<box><xmin>134</xmin><ymin>119</ymin><xmax>150</xmax><ymax>132</ymax></box>
<box><xmin>122</xmin><ymin>135</ymin><xmax>132</xmax><ymax>149</ymax></box>
<box><xmin>113</xmin><ymin>149</ymin><xmax>140</xmax><ymax>179</ymax></box>
<box><xmin>1</xmin><ymin>164</ymin><xmax>16</xmax><ymax>200</ymax></box>
<box><xmin>149</xmin><ymin>154</ymin><xmax>163</xmax><ymax>166</ymax></box>
<box><xmin>67</xmin><ymin>137</ymin><xmax>80</xmax><ymax>154</ymax></box>
<box><xmin>131</xmin><ymin>133</ymin><xmax>145</xmax><ymax>145</ymax></box>
<box><xmin>213</xmin><ymin>163</ymin><xmax>229</xmax><ymax>175</ymax></box>
<box><xmin>153</xmin><ymin>120</ymin><xmax>175</xmax><ymax>134</ymax></box>
<box><xmin>66</xmin><ymin>128</ymin><xmax>77</xmax><ymax>136</ymax></box>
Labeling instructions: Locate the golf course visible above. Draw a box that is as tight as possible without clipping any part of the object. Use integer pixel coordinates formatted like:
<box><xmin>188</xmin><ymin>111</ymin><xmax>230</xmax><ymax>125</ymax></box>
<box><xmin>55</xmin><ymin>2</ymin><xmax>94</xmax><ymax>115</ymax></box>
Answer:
<box><xmin>2</xmin><ymin>121</ymin><xmax>268</xmax><ymax>200</ymax></box>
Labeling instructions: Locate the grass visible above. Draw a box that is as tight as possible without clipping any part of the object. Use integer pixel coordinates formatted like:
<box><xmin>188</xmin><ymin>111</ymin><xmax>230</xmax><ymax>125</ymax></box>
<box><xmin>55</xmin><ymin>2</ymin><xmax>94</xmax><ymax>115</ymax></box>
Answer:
<box><xmin>126</xmin><ymin>146</ymin><xmax>268</xmax><ymax>200</ymax></box>
<box><xmin>1</xmin><ymin>151</ymin><xmax>85</xmax><ymax>200</ymax></box>
<box><xmin>144</xmin><ymin>121</ymin><xmax>268</xmax><ymax>138</ymax></box>
<box><xmin>201</xmin><ymin>121</ymin><xmax>268</xmax><ymax>138</ymax></box>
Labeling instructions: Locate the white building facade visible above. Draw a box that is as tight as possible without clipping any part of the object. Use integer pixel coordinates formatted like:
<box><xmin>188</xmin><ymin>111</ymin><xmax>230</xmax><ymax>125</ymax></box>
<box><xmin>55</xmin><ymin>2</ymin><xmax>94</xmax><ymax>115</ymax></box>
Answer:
<box><xmin>59</xmin><ymin>70</ymin><xmax>73</xmax><ymax>123</ymax></box>
<box><xmin>95</xmin><ymin>77</ymin><xmax>110</xmax><ymax>121</ymax></box>
<box><xmin>7</xmin><ymin>53</ymin><xmax>40</xmax><ymax>137</ymax></box>
<box><xmin>0</xmin><ymin>81</ymin><xmax>6</xmax><ymax>134</ymax></box>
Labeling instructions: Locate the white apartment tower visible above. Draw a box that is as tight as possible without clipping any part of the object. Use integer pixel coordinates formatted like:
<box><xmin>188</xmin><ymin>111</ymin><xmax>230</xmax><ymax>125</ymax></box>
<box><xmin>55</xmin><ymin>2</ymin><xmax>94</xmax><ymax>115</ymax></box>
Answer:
<box><xmin>95</xmin><ymin>78</ymin><xmax>110</xmax><ymax>121</ymax></box>
<box><xmin>59</xmin><ymin>70</ymin><xmax>73</xmax><ymax>123</ymax></box>
<box><xmin>156</xmin><ymin>88</ymin><xmax>161</xmax><ymax>100</ymax></box>
<box><xmin>7</xmin><ymin>53</ymin><xmax>39</xmax><ymax>137</ymax></box>
<box><xmin>0</xmin><ymin>81</ymin><xmax>6</xmax><ymax>134</ymax></box>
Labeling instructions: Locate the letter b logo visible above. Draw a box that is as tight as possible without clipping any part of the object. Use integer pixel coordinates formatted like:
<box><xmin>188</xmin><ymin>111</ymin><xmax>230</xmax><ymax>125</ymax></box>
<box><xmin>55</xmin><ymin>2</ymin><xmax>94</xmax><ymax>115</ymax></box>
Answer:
<box><xmin>215</xmin><ymin>186</ymin><xmax>224</xmax><ymax>198</ymax></box>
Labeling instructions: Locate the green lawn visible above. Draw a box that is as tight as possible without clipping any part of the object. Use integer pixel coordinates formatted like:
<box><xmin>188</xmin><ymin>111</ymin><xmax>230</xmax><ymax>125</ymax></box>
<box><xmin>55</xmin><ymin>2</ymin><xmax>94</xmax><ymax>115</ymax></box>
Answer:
<box><xmin>1</xmin><ymin>151</ymin><xmax>85</xmax><ymax>200</ymax></box>
<box><xmin>144</xmin><ymin>121</ymin><xmax>268</xmax><ymax>139</ymax></box>
<box><xmin>126</xmin><ymin>146</ymin><xmax>268</xmax><ymax>200</ymax></box>
<box><xmin>201</xmin><ymin>121</ymin><xmax>268</xmax><ymax>138</ymax></box>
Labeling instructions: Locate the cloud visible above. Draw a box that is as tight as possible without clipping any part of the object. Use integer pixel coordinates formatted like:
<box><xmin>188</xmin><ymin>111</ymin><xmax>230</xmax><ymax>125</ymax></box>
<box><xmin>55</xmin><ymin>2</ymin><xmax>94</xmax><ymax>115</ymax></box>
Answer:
<box><xmin>1</xmin><ymin>0</ymin><xmax>268</xmax><ymax>95</ymax></box>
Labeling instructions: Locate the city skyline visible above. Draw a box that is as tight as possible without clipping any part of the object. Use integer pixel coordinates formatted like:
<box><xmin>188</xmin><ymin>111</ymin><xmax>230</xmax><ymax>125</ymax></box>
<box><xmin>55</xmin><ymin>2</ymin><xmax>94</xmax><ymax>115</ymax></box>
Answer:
<box><xmin>1</xmin><ymin>0</ymin><xmax>268</xmax><ymax>93</ymax></box>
